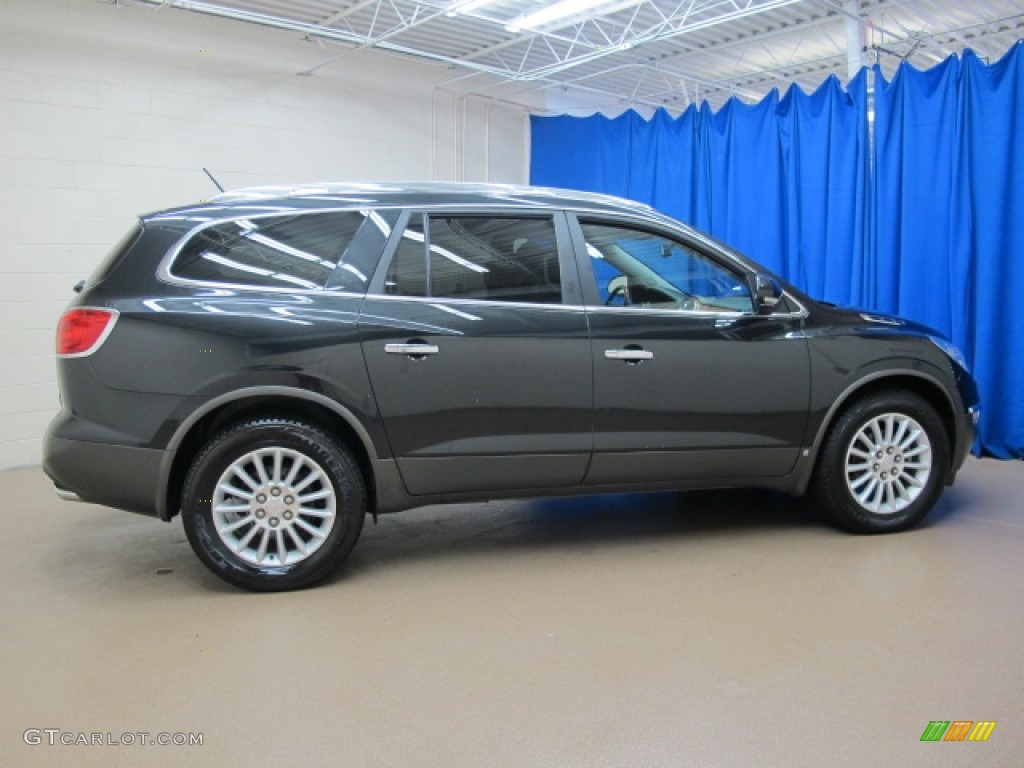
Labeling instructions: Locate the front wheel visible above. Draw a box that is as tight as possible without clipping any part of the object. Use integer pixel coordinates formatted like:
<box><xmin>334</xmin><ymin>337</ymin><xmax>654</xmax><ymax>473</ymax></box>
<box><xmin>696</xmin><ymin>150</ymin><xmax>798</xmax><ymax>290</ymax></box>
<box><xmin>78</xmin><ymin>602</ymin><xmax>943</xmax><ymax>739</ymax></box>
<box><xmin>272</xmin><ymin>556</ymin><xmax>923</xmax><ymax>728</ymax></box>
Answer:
<box><xmin>181</xmin><ymin>418</ymin><xmax>366</xmax><ymax>591</ymax></box>
<box><xmin>811</xmin><ymin>391</ymin><xmax>949</xmax><ymax>533</ymax></box>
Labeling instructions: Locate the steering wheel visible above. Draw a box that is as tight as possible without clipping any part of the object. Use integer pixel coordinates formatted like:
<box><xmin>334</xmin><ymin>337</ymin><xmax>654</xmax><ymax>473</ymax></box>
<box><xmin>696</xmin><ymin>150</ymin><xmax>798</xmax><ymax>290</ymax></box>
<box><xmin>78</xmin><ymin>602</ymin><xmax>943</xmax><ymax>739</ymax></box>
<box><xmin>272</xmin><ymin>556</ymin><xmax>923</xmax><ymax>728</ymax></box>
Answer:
<box><xmin>605</xmin><ymin>284</ymin><xmax>628</xmax><ymax>306</ymax></box>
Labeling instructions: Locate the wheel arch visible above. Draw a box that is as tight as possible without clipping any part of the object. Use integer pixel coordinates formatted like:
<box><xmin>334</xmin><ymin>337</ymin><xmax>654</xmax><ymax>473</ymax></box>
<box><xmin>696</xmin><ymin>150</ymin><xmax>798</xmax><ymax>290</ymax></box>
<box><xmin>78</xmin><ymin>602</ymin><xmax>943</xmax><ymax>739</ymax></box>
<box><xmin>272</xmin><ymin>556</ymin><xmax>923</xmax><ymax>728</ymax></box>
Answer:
<box><xmin>799</xmin><ymin>370</ymin><xmax>959</xmax><ymax>494</ymax></box>
<box><xmin>156</xmin><ymin>387</ymin><xmax>380</xmax><ymax>521</ymax></box>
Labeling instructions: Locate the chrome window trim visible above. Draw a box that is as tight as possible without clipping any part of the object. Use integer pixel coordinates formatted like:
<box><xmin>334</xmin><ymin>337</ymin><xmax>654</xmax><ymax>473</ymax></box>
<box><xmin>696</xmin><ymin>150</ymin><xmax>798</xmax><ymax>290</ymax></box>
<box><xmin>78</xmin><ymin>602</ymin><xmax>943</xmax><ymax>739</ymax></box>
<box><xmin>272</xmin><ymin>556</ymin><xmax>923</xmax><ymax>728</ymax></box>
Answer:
<box><xmin>584</xmin><ymin>301</ymin><xmax>808</xmax><ymax>320</ymax></box>
<box><xmin>361</xmin><ymin>291</ymin><xmax>806</xmax><ymax>320</ymax></box>
<box><xmin>363</xmin><ymin>292</ymin><xmax>587</xmax><ymax>313</ymax></box>
<box><xmin>585</xmin><ymin>305</ymin><xmax>747</xmax><ymax>320</ymax></box>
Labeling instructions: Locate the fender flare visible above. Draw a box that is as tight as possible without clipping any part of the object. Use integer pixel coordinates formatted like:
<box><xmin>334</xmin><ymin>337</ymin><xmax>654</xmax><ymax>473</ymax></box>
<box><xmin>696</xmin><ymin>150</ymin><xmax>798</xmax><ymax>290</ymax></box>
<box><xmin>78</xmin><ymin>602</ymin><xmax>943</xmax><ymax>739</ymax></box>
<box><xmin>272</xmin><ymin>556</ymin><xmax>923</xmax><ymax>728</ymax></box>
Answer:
<box><xmin>795</xmin><ymin>366</ymin><xmax>958</xmax><ymax>495</ymax></box>
<box><xmin>154</xmin><ymin>385</ymin><xmax>380</xmax><ymax>520</ymax></box>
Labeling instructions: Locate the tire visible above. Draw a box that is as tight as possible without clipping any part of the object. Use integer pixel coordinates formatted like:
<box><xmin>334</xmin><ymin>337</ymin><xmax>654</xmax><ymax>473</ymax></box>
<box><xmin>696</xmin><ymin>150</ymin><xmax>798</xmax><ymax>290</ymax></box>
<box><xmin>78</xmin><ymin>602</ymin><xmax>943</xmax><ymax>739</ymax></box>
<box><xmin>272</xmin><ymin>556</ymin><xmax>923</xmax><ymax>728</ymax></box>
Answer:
<box><xmin>181</xmin><ymin>418</ymin><xmax>366</xmax><ymax>591</ymax></box>
<box><xmin>811</xmin><ymin>391</ymin><xmax>949</xmax><ymax>533</ymax></box>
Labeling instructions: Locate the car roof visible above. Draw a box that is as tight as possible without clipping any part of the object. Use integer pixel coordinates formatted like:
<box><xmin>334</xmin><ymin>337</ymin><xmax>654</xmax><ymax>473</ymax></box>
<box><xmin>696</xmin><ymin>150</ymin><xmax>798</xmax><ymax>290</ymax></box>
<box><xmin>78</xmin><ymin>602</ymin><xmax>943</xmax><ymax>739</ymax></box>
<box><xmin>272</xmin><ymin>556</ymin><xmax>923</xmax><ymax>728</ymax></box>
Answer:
<box><xmin>141</xmin><ymin>181</ymin><xmax>661</xmax><ymax>224</ymax></box>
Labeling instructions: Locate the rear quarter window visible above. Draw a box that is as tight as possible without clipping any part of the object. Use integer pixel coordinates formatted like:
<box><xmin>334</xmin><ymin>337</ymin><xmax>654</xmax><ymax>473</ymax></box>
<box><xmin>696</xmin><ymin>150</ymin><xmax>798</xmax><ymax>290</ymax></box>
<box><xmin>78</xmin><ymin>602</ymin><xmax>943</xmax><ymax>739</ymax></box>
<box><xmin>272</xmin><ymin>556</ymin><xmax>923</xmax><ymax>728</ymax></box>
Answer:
<box><xmin>170</xmin><ymin>210</ymin><xmax>379</xmax><ymax>291</ymax></box>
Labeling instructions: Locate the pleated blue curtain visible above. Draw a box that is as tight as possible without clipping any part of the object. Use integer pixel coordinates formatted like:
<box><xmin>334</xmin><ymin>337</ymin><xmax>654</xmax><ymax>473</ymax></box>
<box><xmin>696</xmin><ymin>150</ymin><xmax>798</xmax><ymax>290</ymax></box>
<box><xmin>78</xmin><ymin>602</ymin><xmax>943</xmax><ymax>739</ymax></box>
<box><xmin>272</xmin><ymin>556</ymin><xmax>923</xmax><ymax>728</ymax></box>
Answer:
<box><xmin>701</xmin><ymin>90</ymin><xmax>790</xmax><ymax>277</ymax></box>
<box><xmin>873</xmin><ymin>46</ymin><xmax>1024</xmax><ymax>457</ymax></box>
<box><xmin>872</xmin><ymin>56</ymin><xmax>961</xmax><ymax>335</ymax></box>
<box><xmin>528</xmin><ymin>109</ymin><xmax>635</xmax><ymax>195</ymax></box>
<box><xmin>778</xmin><ymin>71</ymin><xmax>870</xmax><ymax>306</ymax></box>
<box><xmin>529</xmin><ymin>45</ymin><xmax>1024</xmax><ymax>456</ymax></box>
<box><xmin>627</xmin><ymin>108</ymin><xmax>704</xmax><ymax>226</ymax></box>
<box><xmin>956</xmin><ymin>47</ymin><xmax>1024</xmax><ymax>458</ymax></box>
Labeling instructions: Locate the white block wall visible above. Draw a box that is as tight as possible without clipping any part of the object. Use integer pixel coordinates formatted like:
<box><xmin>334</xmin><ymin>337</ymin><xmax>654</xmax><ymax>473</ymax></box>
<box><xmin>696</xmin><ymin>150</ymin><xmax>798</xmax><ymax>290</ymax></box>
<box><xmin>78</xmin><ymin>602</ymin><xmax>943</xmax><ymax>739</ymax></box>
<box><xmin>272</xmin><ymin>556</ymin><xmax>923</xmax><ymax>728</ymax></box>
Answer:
<box><xmin>0</xmin><ymin>0</ymin><xmax>530</xmax><ymax>469</ymax></box>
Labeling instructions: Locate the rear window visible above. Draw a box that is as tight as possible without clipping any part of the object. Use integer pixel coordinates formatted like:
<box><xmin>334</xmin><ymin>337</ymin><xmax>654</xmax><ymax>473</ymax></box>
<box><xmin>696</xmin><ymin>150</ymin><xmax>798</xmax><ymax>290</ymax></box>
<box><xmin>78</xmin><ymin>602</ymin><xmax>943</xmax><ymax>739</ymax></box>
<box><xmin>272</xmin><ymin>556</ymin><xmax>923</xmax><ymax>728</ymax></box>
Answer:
<box><xmin>171</xmin><ymin>211</ymin><xmax>377</xmax><ymax>291</ymax></box>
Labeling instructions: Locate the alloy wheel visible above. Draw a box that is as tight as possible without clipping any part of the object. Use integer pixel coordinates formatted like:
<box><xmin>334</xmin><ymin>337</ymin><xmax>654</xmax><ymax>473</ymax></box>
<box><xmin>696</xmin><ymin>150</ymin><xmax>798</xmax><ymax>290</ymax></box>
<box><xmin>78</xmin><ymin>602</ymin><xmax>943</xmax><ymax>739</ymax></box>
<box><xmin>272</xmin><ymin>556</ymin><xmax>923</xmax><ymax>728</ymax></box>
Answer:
<box><xmin>844</xmin><ymin>412</ymin><xmax>933</xmax><ymax>515</ymax></box>
<box><xmin>211</xmin><ymin>447</ymin><xmax>337</xmax><ymax>566</ymax></box>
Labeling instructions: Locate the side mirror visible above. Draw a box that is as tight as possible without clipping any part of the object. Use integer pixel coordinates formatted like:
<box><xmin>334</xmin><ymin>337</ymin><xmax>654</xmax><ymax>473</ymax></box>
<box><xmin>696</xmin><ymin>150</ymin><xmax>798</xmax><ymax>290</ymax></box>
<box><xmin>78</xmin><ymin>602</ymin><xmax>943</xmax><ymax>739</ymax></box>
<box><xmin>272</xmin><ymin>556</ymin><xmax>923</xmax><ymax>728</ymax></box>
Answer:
<box><xmin>750</xmin><ymin>273</ymin><xmax>783</xmax><ymax>315</ymax></box>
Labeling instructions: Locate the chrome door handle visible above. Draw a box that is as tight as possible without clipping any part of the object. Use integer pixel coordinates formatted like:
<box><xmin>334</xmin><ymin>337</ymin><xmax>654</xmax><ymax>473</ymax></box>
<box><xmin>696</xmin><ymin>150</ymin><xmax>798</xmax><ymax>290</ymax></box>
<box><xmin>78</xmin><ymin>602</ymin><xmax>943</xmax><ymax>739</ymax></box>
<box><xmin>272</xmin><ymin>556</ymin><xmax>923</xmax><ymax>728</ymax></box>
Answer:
<box><xmin>605</xmin><ymin>348</ymin><xmax>653</xmax><ymax>361</ymax></box>
<box><xmin>385</xmin><ymin>343</ymin><xmax>439</xmax><ymax>357</ymax></box>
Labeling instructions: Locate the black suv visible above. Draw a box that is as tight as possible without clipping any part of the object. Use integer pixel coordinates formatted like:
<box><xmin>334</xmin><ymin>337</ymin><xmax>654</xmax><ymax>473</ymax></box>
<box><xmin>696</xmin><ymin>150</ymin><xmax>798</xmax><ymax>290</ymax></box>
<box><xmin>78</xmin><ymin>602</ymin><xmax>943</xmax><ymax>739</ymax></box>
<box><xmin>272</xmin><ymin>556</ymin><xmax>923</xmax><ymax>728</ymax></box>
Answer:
<box><xmin>44</xmin><ymin>183</ymin><xmax>979</xmax><ymax>590</ymax></box>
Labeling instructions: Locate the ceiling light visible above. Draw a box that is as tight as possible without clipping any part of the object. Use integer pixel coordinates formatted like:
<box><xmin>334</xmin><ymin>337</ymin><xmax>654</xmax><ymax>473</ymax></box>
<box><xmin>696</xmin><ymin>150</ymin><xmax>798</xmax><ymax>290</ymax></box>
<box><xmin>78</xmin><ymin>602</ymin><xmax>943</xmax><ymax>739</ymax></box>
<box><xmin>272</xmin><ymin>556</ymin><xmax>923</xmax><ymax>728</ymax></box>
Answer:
<box><xmin>506</xmin><ymin>0</ymin><xmax>635</xmax><ymax>32</ymax></box>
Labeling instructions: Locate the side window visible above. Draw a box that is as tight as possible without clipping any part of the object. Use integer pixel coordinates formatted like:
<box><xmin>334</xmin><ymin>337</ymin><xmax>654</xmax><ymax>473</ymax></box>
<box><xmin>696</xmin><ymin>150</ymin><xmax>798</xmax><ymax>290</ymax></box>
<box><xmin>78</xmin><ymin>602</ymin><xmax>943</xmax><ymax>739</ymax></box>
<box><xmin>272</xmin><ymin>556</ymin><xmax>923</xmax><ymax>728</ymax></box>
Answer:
<box><xmin>385</xmin><ymin>214</ymin><xmax>427</xmax><ymax>296</ymax></box>
<box><xmin>384</xmin><ymin>215</ymin><xmax>562</xmax><ymax>304</ymax></box>
<box><xmin>580</xmin><ymin>221</ymin><xmax>753</xmax><ymax>313</ymax></box>
<box><xmin>173</xmin><ymin>211</ymin><xmax>368</xmax><ymax>290</ymax></box>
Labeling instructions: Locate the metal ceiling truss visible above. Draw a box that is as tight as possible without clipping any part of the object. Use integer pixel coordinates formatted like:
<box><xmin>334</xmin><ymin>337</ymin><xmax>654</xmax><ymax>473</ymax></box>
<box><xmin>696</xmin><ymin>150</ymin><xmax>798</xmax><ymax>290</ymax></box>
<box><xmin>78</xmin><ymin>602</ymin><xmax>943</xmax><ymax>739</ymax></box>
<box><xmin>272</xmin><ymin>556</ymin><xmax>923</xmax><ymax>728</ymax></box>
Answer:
<box><xmin>129</xmin><ymin>0</ymin><xmax>1024</xmax><ymax>110</ymax></box>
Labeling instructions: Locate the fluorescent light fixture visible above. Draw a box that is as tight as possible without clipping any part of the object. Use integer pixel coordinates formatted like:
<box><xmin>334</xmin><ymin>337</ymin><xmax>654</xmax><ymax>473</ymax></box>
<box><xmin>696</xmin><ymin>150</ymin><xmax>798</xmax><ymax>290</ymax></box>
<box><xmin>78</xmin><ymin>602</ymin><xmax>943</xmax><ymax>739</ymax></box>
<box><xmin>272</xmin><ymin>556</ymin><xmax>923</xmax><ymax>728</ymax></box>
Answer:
<box><xmin>446</xmin><ymin>0</ymin><xmax>498</xmax><ymax>17</ymax></box>
<box><xmin>506</xmin><ymin>0</ymin><xmax>622</xmax><ymax>31</ymax></box>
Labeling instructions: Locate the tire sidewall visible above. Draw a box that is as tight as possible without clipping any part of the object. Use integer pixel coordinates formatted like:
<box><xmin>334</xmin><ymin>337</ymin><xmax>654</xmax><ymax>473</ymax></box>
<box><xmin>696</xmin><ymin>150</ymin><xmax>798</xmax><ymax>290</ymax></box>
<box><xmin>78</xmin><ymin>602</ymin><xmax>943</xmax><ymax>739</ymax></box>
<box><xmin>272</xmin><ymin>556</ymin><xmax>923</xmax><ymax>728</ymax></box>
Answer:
<box><xmin>182</xmin><ymin>420</ymin><xmax>365</xmax><ymax>591</ymax></box>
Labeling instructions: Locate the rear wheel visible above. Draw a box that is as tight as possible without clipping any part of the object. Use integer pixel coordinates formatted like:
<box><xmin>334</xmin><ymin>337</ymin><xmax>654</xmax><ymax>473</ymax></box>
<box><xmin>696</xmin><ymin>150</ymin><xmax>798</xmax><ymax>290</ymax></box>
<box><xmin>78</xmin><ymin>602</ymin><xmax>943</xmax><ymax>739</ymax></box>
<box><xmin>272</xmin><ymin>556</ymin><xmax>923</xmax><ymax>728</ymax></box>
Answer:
<box><xmin>812</xmin><ymin>391</ymin><xmax>949</xmax><ymax>533</ymax></box>
<box><xmin>182</xmin><ymin>418</ymin><xmax>365</xmax><ymax>591</ymax></box>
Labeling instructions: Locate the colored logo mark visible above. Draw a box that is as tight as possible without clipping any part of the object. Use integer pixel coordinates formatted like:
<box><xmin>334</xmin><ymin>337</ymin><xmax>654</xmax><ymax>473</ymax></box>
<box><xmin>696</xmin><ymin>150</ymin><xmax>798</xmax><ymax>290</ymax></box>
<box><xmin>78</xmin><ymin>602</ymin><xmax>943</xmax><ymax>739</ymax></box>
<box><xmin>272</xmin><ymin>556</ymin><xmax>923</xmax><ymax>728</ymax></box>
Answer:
<box><xmin>921</xmin><ymin>721</ymin><xmax>997</xmax><ymax>742</ymax></box>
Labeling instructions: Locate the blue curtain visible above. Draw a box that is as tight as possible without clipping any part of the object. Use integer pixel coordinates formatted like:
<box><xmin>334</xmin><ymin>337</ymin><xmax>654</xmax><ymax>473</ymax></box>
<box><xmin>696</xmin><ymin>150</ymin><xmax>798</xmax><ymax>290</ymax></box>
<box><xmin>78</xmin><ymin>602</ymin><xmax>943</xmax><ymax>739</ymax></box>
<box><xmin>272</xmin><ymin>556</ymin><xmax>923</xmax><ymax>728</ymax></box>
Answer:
<box><xmin>532</xmin><ymin>73</ymin><xmax>870</xmax><ymax>305</ymax></box>
<box><xmin>530</xmin><ymin>45</ymin><xmax>1024</xmax><ymax>458</ymax></box>
<box><xmin>870</xmin><ymin>47</ymin><xmax>1023</xmax><ymax>458</ymax></box>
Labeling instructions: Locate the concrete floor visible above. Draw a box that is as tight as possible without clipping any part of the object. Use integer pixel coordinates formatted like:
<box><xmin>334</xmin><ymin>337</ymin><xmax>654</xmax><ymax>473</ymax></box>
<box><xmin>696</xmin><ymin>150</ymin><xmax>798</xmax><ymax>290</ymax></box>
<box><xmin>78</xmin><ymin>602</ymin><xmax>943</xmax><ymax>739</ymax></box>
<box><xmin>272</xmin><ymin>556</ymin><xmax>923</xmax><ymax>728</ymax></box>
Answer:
<box><xmin>0</xmin><ymin>458</ymin><xmax>1021</xmax><ymax>767</ymax></box>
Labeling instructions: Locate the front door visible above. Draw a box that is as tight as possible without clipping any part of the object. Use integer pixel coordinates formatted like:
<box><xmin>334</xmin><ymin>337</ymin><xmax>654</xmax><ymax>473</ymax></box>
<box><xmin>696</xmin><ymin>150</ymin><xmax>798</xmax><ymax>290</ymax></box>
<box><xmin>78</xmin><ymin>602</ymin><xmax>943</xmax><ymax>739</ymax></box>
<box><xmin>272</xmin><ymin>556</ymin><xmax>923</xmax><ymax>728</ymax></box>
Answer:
<box><xmin>570</xmin><ymin>216</ymin><xmax>810</xmax><ymax>486</ymax></box>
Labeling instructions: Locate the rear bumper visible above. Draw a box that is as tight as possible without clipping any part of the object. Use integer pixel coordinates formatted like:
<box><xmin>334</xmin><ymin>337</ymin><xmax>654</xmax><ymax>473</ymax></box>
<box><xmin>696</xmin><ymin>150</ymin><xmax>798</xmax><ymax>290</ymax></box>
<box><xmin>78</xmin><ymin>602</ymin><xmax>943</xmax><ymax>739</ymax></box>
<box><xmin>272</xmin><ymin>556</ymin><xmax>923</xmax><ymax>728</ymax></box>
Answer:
<box><xmin>43</xmin><ymin>423</ymin><xmax>165</xmax><ymax>519</ymax></box>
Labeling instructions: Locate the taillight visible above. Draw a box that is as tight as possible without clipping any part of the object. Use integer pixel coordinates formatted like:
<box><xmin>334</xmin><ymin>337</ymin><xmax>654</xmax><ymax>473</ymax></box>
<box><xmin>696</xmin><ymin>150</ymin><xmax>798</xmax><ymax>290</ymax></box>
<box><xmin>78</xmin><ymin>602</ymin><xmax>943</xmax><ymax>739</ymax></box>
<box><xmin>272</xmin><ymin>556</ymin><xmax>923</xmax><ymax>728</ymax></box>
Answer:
<box><xmin>56</xmin><ymin>308</ymin><xmax>119</xmax><ymax>357</ymax></box>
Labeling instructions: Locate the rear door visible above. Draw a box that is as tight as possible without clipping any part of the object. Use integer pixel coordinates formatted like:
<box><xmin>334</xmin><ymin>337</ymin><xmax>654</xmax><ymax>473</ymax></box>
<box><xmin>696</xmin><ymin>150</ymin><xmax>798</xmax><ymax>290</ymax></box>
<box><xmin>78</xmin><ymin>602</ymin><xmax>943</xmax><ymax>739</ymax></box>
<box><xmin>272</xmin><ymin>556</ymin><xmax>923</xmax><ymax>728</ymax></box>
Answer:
<box><xmin>359</xmin><ymin>210</ymin><xmax>593</xmax><ymax>496</ymax></box>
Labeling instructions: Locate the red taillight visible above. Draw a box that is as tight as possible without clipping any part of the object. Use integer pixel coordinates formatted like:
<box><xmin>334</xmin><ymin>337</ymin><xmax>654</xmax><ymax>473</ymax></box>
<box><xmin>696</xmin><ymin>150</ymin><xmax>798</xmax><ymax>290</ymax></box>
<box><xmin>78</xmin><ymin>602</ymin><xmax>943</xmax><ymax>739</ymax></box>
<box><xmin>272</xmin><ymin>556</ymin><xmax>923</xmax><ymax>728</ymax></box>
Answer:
<box><xmin>56</xmin><ymin>308</ymin><xmax>118</xmax><ymax>357</ymax></box>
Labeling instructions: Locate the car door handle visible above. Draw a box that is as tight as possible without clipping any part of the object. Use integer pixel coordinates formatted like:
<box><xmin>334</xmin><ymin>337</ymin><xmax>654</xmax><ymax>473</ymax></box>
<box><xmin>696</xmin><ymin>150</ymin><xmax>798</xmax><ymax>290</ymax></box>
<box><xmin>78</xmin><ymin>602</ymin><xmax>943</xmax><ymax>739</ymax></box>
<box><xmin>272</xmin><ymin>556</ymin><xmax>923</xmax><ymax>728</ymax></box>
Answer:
<box><xmin>385</xmin><ymin>342</ymin><xmax>439</xmax><ymax>357</ymax></box>
<box><xmin>604</xmin><ymin>348</ymin><xmax>654</xmax><ymax>362</ymax></box>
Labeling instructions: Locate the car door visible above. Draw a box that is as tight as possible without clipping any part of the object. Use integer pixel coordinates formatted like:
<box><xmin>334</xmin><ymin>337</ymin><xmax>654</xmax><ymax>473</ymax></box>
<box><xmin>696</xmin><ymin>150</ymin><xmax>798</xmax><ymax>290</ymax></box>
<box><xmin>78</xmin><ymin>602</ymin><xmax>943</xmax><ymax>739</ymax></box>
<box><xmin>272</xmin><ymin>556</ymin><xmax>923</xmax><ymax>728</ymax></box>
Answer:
<box><xmin>568</xmin><ymin>214</ymin><xmax>810</xmax><ymax>486</ymax></box>
<box><xmin>359</xmin><ymin>209</ymin><xmax>593</xmax><ymax>496</ymax></box>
